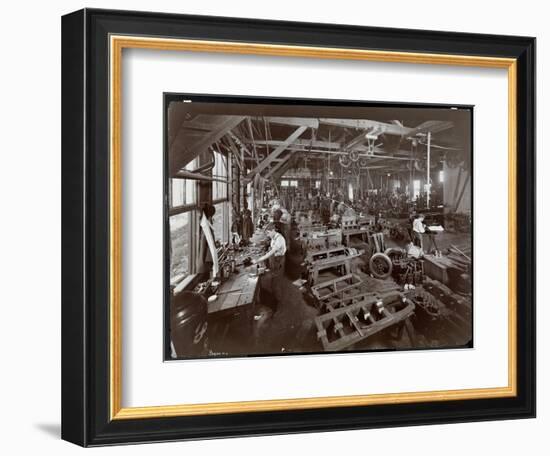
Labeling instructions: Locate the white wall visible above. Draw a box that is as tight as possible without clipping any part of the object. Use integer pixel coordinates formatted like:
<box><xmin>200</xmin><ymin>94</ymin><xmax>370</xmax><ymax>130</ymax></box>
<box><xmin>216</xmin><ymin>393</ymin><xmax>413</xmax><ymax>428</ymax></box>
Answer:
<box><xmin>0</xmin><ymin>0</ymin><xmax>546</xmax><ymax>454</ymax></box>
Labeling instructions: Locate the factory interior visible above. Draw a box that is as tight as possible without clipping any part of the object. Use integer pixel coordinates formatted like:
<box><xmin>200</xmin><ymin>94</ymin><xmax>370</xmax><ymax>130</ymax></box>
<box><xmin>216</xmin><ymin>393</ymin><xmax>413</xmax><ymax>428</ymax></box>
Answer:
<box><xmin>167</xmin><ymin>99</ymin><xmax>473</xmax><ymax>359</ymax></box>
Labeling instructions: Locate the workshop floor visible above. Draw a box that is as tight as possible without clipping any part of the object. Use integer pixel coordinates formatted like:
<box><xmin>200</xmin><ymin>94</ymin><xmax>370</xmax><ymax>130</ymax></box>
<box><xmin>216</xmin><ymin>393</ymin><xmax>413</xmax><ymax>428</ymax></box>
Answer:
<box><xmin>207</xmin><ymin>227</ymin><xmax>472</xmax><ymax>358</ymax></box>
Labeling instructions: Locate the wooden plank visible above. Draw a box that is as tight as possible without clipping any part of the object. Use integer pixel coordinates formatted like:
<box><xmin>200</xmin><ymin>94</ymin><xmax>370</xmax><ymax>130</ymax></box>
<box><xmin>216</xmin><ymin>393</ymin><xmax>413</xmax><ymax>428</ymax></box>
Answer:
<box><xmin>262</xmin><ymin>117</ymin><xmax>319</xmax><ymax>129</ymax></box>
<box><xmin>264</xmin><ymin>152</ymin><xmax>296</xmax><ymax>178</ymax></box>
<box><xmin>226</xmin><ymin>135</ymin><xmax>245</xmax><ymax>171</ymax></box>
<box><xmin>169</xmin><ymin>115</ymin><xmax>245</xmax><ymax>176</ymax></box>
<box><xmin>272</xmin><ymin>159</ymin><xmax>299</xmax><ymax>181</ymax></box>
<box><xmin>243</xmin><ymin>138</ymin><xmax>342</xmax><ymax>150</ymax></box>
<box><xmin>208</xmin><ymin>270</ymin><xmax>259</xmax><ymax>314</ymax></box>
<box><xmin>319</xmin><ymin>118</ymin><xmax>413</xmax><ymax>136</ymax></box>
<box><xmin>412</xmin><ymin>120</ymin><xmax>454</xmax><ymax>136</ymax></box>
<box><xmin>246</xmin><ymin>125</ymin><xmax>308</xmax><ymax>180</ymax></box>
<box><xmin>344</xmin><ymin>132</ymin><xmax>368</xmax><ymax>150</ymax></box>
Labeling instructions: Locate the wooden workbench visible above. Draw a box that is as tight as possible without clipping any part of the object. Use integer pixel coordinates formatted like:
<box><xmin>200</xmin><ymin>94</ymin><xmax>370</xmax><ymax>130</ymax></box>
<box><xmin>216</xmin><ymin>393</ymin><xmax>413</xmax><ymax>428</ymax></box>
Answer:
<box><xmin>423</xmin><ymin>254</ymin><xmax>455</xmax><ymax>285</ymax></box>
<box><xmin>207</xmin><ymin>265</ymin><xmax>260</xmax><ymax>316</ymax></box>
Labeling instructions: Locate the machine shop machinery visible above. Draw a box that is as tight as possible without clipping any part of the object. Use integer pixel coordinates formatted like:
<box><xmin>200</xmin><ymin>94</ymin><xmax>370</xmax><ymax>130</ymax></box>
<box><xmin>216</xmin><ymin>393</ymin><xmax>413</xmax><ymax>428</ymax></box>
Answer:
<box><xmin>314</xmin><ymin>290</ymin><xmax>415</xmax><ymax>351</ymax></box>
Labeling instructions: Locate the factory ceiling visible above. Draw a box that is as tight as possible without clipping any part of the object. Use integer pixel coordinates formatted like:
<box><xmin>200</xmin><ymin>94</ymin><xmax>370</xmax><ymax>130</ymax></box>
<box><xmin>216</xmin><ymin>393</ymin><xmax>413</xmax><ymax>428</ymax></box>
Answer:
<box><xmin>168</xmin><ymin>102</ymin><xmax>471</xmax><ymax>181</ymax></box>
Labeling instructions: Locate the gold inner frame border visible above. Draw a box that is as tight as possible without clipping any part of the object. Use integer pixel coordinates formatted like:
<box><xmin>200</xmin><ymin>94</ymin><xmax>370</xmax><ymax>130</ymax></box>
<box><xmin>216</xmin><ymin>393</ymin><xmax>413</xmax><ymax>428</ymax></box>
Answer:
<box><xmin>108</xmin><ymin>35</ymin><xmax>517</xmax><ymax>420</ymax></box>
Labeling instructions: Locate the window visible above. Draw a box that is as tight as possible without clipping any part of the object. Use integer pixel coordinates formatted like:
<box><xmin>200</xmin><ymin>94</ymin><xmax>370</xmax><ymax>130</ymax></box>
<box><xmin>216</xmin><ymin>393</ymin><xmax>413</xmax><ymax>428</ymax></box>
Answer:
<box><xmin>212</xmin><ymin>151</ymin><xmax>228</xmax><ymax>202</ymax></box>
<box><xmin>168</xmin><ymin>158</ymin><xmax>198</xmax><ymax>284</ymax></box>
<box><xmin>169</xmin><ymin>159</ymin><xmax>197</xmax><ymax>208</ymax></box>
<box><xmin>246</xmin><ymin>182</ymin><xmax>253</xmax><ymax>215</ymax></box>
<box><xmin>315</xmin><ymin>180</ymin><xmax>321</xmax><ymax>189</ymax></box>
<box><xmin>169</xmin><ymin>212</ymin><xmax>191</xmax><ymax>283</ymax></box>
<box><xmin>212</xmin><ymin>201</ymin><xmax>229</xmax><ymax>244</ymax></box>
<box><xmin>211</xmin><ymin>152</ymin><xmax>229</xmax><ymax>245</ymax></box>
<box><xmin>439</xmin><ymin>170</ymin><xmax>445</xmax><ymax>182</ymax></box>
<box><xmin>282</xmin><ymin>179</ymin><xmax>298</xmax><ymax>187</ymax></box>
<box><xmin>170</xmin><ymin>178</ymin><xmax>196</xmax><ymax>207</ymax></box>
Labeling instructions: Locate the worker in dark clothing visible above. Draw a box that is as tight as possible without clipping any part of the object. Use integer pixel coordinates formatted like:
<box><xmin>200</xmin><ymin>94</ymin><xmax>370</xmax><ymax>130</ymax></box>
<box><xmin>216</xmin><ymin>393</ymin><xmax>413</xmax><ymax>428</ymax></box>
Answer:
<box><xmin>241</xmin><ymin>208</ymin><xmax>254</xmax><ymax>244</ymax></box>
<box><xmin>252</xmin><ymin>222</ymin><xmax>287</xmax><ymax>315</ymax></box>
<box><xmin>197</xmin><ymin>203</ymin><xmax>218</xmax><ymax>276</ymax></box>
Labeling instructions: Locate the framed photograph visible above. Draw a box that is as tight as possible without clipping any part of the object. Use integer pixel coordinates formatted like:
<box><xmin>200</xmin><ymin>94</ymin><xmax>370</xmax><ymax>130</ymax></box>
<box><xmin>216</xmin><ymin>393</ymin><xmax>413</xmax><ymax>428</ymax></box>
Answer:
<box><xmin>62</xmin><ymin>8</ymin><xmax>536</xmax><ymax>446</ymax></box>
<box><xmin>163</xmin><ymin>94</ymin><xmax>475</xmax><ymax>360</ymax></box>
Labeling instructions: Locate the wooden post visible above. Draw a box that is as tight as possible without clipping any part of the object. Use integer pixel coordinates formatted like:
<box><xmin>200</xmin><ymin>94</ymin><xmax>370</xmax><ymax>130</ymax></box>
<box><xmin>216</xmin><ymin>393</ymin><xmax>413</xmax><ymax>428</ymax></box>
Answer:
<box><xmin>231</xmin><ymin>153</ymin><xmax>240</xmax><ymax>214</ymax></box>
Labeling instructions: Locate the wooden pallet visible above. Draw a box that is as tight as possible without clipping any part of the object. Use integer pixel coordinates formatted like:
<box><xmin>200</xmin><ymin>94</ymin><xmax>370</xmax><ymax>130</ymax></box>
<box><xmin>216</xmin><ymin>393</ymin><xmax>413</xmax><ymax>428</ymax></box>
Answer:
<box><xmin>315</xmin><ymin>279</ymin><xmax>400</xmax><ymax>311</ymax></box>
<box><xmin>315</xmin><ymin>291</ymin><xmax>415</xmax><ymax>351</ymax></box>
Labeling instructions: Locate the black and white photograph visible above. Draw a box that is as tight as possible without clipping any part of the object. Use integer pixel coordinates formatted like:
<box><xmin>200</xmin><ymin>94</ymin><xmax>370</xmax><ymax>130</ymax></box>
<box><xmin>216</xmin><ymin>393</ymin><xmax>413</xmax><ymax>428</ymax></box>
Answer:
<box><xmin>1</xmin><ymin>0</ymin><xmax>543</xmax><ymax>451</ymax></box>
<box><xmin>166</xmin><ymin>95</ymin><xmax>473</xmax><ymax>359</ymax></box>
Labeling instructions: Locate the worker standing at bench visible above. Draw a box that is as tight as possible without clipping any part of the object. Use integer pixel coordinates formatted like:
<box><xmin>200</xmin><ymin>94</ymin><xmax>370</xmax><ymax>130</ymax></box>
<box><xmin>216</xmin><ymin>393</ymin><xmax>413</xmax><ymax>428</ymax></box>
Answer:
<box><xmin>252</xmin><ymin>222</ymin><xmax>287</xmax><ymax>316</ymax></box>
<box><xmin>412</xmin><ymin>214</ymin><xmax>426</xmax><ymax>251</ymax></box>
<box><xmin>271</xmin><ymin>202</ymin><xmax>291</xmax><ymax>248</ymax></box>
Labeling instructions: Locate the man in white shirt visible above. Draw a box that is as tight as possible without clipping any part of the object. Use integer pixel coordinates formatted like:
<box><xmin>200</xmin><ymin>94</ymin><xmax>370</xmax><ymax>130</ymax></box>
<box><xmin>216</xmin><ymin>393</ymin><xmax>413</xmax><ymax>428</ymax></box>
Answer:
<box><xmin>412</xmin><ymin>214</ymin><xmax>425</xmax><ymax>250</ymax></box>
<box><xmin>272</xmin><ymin>205</ymin><xmax>291</xmax><ymax>248</ymax></box>
<box><xmin>252</xmin><ymin>223</ymin><xmax>287</xmax><ymax>315</ymax></box>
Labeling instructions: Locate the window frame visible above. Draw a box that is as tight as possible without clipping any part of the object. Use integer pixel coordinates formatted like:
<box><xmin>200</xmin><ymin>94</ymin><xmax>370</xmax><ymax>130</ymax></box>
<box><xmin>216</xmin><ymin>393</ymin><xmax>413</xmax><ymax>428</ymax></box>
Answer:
<box><xmin>168</xmin><ymin>158</ymin><xmax>200</xmax><ymax>282</ymax></box>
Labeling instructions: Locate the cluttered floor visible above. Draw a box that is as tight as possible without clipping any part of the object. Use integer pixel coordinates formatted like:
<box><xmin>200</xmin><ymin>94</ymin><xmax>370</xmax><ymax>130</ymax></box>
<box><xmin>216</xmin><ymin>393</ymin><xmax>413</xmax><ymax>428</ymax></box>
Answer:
<box><xmin>207</xmin><ymin>224</ymin><xmax>472</xmax><ymax>358</ymax></box>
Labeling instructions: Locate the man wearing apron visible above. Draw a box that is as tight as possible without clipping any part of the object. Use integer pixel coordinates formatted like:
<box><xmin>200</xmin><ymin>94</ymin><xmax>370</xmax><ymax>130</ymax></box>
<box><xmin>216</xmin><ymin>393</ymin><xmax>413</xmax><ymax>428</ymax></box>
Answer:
<box><xmin>252</xmin><ymin>222</ymin><xmax>287</xmax><ymax>315</ymax></box>
<box><xmin>412</xmin><ymin>214</ymin><xmax>426</xmax><ymax>251</ymax></box>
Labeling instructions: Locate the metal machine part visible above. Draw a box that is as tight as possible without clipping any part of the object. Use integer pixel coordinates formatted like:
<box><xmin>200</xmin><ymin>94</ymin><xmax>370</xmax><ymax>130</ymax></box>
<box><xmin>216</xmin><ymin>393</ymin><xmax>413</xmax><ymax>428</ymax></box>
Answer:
<box><xmin>369</xmin><ymin>252</ymin><xmax>393</xmax><ymax>279</ymax></box>
<box><xmin>408</xmin><ymin>282</ymin><xmax>471</xmax><ymax>346</ymax></box>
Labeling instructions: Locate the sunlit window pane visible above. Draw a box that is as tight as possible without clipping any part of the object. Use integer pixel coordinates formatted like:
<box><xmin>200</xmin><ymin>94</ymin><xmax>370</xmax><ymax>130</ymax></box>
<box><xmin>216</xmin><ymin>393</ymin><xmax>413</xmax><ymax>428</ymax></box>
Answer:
<box><xmin>212</xmin><ymin>151</ymin><xmax>228</xmax><ymax>201</ymax></box>
<box><xmin>169</xmin><ymin>212</ymin><xmax>190</xmax><ymax>282</ymax></box>
<box><xmin>170</xmin><ymin>159</ymin><xmax>197</xmax><ymax>208</ymax></box>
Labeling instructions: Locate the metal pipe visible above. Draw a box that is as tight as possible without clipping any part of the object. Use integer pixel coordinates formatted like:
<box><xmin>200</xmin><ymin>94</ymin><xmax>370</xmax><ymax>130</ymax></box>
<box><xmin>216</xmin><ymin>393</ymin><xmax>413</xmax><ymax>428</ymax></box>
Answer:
<box><xmin>173</xmin><ymin>169</ymin><xmax>228</xmax><ymax>183</ymax></box>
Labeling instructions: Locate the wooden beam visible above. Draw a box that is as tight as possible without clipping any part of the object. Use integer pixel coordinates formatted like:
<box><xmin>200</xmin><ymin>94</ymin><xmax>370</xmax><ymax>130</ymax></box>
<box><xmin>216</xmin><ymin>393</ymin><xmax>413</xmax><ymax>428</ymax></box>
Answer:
<box><xmin>190</xmin><ymin>116</ymin><xmax>245</xmax><ymax>157</ymax></box>
<box><xmin>225</xmin><ymin>136</ymin><xmax>244</xmax><ymax>171</ymax></box>
<box><xmin>261</xmin><ymin>117</ymin><xmax>319</xmax><ymax>129</ymax></box>
<box><xmin>265</xmin><ymin>152</ymin><xmax>296</xmax><ymax>178</ymax></box>
<box><xmin>243</xmin><ymin>138</ymin><xmax>342</xmax><ymax>150</ymax></box>
<box><xmin>246</xmin><ymin>117</ymin><xmax>261</xmax><ymax>166</ymax></box>
<box><xmin>319</xmin><ymin>118</ymin><xmax>412</xmax><ymax>136</ymax></box>
<box><xmin>344</xmin><ymin>132</ymin><xmax>367</xmax><ymax>150</ymax></box>
<box><xmin>243</xmin><ymin>138</ymin><xmax>384</xmax><ymax>153</ymax></box>
<box><xmin>169</xmin><ymin>116</ymin><xmax>245</xmax><ymax>176</ymax></box>
<box><xmin>272</xmin><ymin>159</ymin><xmax>297</xmax><ymax>181</ymax></box>
<box><xmin>229</xmin><ymin>131</ymin><xmax>254</xmax><ymax>158</ymax></box>
<box><xmin>246</xmin><ymin>126</ymin><xmax>308</xmax><ymax>180</ymax></box>
<box><xmin>412</xmin><ymin>120</ymin><xmax>454</xmax><ymax>136</ymax></box>
<box><xmin>179</xmin><ymin>114</ymin><xmax>223</xmax><ymax>132</ymax></box>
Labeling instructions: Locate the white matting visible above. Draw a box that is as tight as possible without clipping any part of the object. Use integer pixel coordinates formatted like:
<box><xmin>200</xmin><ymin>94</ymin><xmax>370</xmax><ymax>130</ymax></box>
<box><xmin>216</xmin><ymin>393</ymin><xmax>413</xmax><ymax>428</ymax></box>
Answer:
<box><xmin>120</xmin><ymin>47</ymin><xmax>509</xmax><ymax>407</ymax></box>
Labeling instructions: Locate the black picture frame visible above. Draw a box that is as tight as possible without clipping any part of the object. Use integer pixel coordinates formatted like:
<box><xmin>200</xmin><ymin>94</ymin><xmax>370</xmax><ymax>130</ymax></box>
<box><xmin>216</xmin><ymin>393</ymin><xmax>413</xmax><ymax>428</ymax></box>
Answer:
<box><xmin>62</xmin><ymin>8</ymin><xmax>536</xmax><ymax>447</ymax></box>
